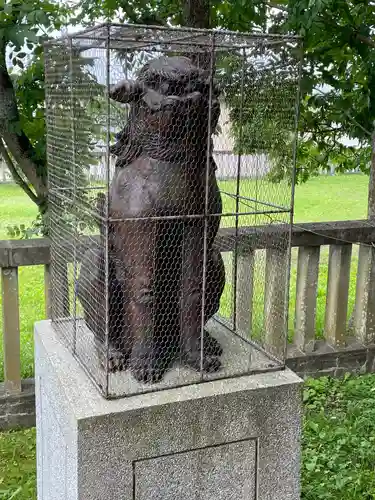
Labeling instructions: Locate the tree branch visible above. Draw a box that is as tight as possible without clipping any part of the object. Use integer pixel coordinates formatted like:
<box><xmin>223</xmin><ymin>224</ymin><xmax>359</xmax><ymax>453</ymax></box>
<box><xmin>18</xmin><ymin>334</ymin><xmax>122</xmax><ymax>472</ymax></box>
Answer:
<box><xmin>313</xmin><ymin>86</ymin><xmax>372</xmax><ymax>138</ymax></box>
<box><xmin>0</xmin><ymin>42</ymin><xmax>47</xmax><ymax>198</ymax></box>
<box><xmin>356</xmin><ymin>33</ymin><xmax>375</xmax><ymax>49</ymax></box>
<box><xmin>1</xmin><ymin>131</ymin><xmax>47</xmax><ymax>194</ymax></box>
<box><xmin>0</xmin><ymin>138</ymin><xmax>40</xmax><ymax>204</ymax></box>
<box><xmin>266</xmin><ymin>2</ymin><xmax>288</xmax><ymax>12</ymax></box>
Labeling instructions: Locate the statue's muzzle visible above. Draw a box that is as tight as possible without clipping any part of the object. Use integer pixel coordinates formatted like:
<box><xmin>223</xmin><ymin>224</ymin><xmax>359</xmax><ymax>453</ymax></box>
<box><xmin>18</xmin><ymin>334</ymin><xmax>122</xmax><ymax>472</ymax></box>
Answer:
<box><xmin>110</xmin><ymin>79</ymin><xmax>220</xmax><ymax>131</ymax></box>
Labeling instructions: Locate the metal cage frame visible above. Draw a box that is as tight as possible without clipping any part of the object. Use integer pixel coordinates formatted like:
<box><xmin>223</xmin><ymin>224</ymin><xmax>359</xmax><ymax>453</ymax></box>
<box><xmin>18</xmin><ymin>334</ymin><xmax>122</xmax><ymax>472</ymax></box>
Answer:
<box><xmin>44</xmin><ymin>23</ymin><xmax>302</xmax><ymax>399</ymax></box>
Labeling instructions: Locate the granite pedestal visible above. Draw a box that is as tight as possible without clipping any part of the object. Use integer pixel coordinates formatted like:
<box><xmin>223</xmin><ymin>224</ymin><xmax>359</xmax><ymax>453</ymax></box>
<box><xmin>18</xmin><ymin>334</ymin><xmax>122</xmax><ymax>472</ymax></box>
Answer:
<box><xmin>35</xmin><ymin>319</ymin><xmax>303</xmax><ymax>500</ymax></box>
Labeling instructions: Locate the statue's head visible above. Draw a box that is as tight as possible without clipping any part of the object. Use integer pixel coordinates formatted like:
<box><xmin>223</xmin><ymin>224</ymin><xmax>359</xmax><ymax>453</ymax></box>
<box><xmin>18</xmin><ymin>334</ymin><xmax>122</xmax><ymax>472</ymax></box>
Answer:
<box><xmin>109</xmin><ymin>56</ymin><xmax>220</xmax><ymax>155</ymax></box>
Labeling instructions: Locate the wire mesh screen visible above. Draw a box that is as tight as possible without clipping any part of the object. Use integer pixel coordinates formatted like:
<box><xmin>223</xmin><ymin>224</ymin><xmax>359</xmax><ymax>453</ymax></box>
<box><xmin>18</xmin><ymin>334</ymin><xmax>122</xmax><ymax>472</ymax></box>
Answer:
<box><xmin>45</xmin><ymin>23</ymin><xmax>302</xmax><ymax>398</ymax></box>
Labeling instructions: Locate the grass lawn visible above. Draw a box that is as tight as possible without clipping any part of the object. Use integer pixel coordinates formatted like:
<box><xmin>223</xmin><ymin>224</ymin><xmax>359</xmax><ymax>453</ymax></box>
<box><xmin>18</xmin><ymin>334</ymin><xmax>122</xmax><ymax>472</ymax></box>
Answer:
<box><xmin>0</xmin><ymin>428</ymin><xmax>36</xmax><ymax>499</ymax></box>
<box><xmin>2</xmin><ymin>372</ymin><xmax>375</xmax><ymax>499</ymax></box>
<box><xmin>302</xmin><ymin>374</ymin><xmax>375</xmax><ymax>499</ymax></box>
<box><xmin>292</xmin><ymin>174</ymin><xmax>368</xmax><ymax>223</ymax></box>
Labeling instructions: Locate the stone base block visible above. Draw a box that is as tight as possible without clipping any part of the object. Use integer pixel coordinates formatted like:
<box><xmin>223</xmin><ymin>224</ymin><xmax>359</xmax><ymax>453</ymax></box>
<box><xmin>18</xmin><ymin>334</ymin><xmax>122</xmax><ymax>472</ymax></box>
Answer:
<box><xmin>35</xmin><ymin>319</ymin><xmax>303</xmax><ymax>500</ymax></box>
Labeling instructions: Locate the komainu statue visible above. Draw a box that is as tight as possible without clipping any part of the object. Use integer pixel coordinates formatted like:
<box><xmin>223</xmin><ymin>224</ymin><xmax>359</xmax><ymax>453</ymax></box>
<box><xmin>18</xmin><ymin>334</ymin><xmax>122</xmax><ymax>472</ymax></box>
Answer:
<box><xmin>78</xmin><ymin>55</ymin><xmax>225</xmax><ymax>384</ymax></box>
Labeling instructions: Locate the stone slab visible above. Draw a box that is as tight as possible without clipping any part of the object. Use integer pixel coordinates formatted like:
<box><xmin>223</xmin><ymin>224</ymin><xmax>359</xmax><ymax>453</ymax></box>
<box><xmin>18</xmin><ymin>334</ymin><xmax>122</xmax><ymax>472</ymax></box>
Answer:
<box><xmin>35</xmin><ymin>319</ymin><xmax>303</xmax><ymax>500</ymax></box>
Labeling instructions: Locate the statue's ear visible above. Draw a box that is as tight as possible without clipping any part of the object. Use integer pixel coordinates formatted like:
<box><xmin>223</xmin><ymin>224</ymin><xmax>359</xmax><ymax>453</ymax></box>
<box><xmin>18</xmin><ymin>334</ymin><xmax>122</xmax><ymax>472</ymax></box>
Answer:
<box><xmin>109</xmin><ymin>80</ymin><xmax>144</xmax><ymax>103</ymax></box>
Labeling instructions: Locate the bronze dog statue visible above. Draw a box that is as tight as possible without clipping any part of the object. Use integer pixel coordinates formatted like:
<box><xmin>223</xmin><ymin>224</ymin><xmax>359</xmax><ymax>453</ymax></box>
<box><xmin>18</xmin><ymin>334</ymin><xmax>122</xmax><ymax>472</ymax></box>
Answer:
<box><xmin>78</xmin><ymin>55</ymin><xmax>225</xmax><ymax>384</ymax></box>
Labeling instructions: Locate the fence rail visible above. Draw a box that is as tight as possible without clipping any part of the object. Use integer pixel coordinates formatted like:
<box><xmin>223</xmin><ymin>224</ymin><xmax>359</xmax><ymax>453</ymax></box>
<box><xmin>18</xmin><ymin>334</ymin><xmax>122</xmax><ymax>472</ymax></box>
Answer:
<box><xmin>1</xmin><ymin>219</ymin><xmax>375</xmax><ymax>402</ymax></box>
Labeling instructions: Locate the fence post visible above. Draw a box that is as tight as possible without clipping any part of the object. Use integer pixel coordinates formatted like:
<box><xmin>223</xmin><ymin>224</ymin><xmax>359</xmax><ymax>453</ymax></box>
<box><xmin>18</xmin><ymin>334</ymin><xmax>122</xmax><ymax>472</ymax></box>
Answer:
<box><xmin>324</xmin><ymin>244</ymin><xmax>352</xmax><ymax>347</ymax></box>
<box><xmin>294</xmin><ymin>246</ymin><xmax>320</xmax><ymax>353</ymax></box>
<box><xmin>235</xmin><ymin>250</ymin><xmax>254</xmax><ymax>336</ymax></box>
<box><xmin>44</xmin><ymin>264</ymin><xmax>52</xmax><ymax>319</ymax></box>
<box><xmin>1</xmin><ymin>267</ymin><xmax>21</xmax><ymax>394</ymax></box>
<box><xmin>353</xmin><ymin>245</ymin><xmax>375</xmax><ymax>344</ymax></box>
<box><xmin>264</xmin><ymin>247</ymin><xmax>288</xmax><ymax>359</ymax></box>
<box><xmin>51</xmin><ymin>258</ymin><xmax>70</xmax><ymax>319</ymax></box>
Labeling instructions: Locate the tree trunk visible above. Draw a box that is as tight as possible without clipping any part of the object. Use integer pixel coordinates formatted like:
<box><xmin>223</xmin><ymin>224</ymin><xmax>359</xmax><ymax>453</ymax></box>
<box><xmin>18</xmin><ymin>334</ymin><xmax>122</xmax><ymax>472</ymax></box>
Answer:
<box><xmin>183</xmin><ymin>0</ymin><xmax>212</xmax><ymax>69</ymax></box>
<box><xmin>184</xmin><ymin>0</ymin><xmax>210</xmax><ymax>28</ymax></box>
<box><xmin>348</xmin><ymin>125</ymin><xmax>375</xmax><ymax>334</ymax></box>
<box><xmin>0</xmin><ymin>40</ymin><xmax>47</xmax><ymax>210</ymax></box>
<box><xmin>368</xmin><ymin>128</ymin><xmax>375</xmax><ymax>220</ymax></box>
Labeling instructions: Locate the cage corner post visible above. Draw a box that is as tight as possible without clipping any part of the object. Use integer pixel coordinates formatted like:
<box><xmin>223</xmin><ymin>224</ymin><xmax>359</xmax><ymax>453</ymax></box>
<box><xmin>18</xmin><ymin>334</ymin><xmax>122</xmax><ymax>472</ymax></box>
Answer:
<box><xmin>103</xmin><ymin>22</ymin><xmax>112</xmax><ymax>399</ymax></box>
<box><xmin>69</xmin><ymin>36</ymin><xmax>79</xmax><ymax>356</ymax></box>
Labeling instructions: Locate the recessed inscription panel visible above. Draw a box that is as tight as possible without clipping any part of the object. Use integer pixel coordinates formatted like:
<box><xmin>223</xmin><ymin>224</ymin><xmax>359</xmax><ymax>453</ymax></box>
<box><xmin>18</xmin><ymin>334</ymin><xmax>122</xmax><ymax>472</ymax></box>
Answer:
<box><xmin>134</xmin><ymin>439</ymin><xmax>257</xmax><ymax>500</ymax></box>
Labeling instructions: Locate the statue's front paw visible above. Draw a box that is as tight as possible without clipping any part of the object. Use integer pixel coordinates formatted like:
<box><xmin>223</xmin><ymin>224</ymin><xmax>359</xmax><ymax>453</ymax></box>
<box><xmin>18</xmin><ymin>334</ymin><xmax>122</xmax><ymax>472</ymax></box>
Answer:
<box><xmin>183</xmin><ymin>349</ymin><xmax>221</xmax><ymax>373</ymax></box>
<box><xmin>130</xmin><ymin>341</ymin><xmax>167</xmax><ymax>384</ymax></box>
<box><xmin>96</xmin><ymin>343</ymin><xmax>129</xmax><ymax>373</ymax></box>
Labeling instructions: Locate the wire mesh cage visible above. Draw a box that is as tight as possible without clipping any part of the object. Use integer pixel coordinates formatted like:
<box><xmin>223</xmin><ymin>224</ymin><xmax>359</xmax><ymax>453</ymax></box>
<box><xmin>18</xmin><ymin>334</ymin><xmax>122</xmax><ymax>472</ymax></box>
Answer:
<box><xmin>44</xmin><ymin>23</ymin><xmax>302</xmax><ymax>399</ymax></box>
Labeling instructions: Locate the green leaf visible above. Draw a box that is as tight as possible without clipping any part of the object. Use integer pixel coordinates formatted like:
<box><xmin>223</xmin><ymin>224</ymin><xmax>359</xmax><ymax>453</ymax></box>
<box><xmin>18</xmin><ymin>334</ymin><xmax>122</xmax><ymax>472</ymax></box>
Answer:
<box><xmin>6</xmin><ymin>226</ymin><xmax>15</xmax><ymax>238</ymax></box>
<box><xmin>305</xmin><ymin>456</ymin><xmax>318</xmax><ymax>471</ymax></box>
<box><xmin>4</xmin><ymin>2</ymin><xmax>13</xmax><ymax>14</ymax></box>
<box><xmin>34</xmin><ymin>45</ymin><xmax>43</xmax><ymax>56</ymax></box>
<box><xmin>25</xmin><ymin>30</ymin><xmax>39</xmax><ymax>44</ymax></box>
<box><xmin>7</xmin><ymin>25</ymin><xmax>38</xmax><ymax>49</ymax></box>
<box><xmin>35</xmin><ymin>10</ymin><xmax>50</xmax><ymax>26</ymax></box>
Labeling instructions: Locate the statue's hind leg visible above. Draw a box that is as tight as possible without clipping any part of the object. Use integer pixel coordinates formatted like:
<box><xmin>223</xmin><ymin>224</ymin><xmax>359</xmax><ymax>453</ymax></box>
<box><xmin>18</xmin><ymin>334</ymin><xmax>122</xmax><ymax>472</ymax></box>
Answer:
<box><xmin>77</xmin><ymin>246</ymin><xmax>130</xmax><ymax>373</ymax></box>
